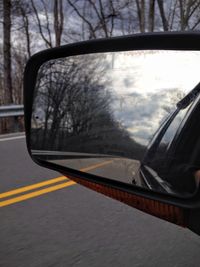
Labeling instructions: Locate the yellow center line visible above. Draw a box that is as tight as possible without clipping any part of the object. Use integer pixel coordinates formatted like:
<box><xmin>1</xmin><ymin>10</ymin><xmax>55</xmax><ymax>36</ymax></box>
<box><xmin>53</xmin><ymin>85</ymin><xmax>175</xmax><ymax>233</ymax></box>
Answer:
<box><xmin>0</xmin><ymin>159</ymin><xmax>113</xmax><ymax>207</ymax></box>
<box><xmin>0</xmin><ymin>181</ymin><xmax>76</xmax><ymax>207</ymax></box>
<box><xmin>0</xmin><ymin>176</ymin><xmax>67</xmax><ymax>199</ymax></box>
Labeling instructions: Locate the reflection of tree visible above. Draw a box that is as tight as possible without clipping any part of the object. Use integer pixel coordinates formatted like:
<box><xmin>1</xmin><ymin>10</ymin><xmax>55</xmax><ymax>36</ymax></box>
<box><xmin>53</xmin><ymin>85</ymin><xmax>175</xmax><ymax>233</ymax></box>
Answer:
<box><xmin>31</xmin><ymin>55</ymin><xmax>146</xmax><ymax>160</ymax></box>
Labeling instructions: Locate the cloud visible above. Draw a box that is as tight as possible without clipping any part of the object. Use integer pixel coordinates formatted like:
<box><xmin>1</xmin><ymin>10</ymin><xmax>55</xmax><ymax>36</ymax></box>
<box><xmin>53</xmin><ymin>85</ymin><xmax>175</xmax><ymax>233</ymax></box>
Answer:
<box><xmin>111</xmin><ymin>89</ymin><xmax>181</xmax><ymax>145</ymax></box>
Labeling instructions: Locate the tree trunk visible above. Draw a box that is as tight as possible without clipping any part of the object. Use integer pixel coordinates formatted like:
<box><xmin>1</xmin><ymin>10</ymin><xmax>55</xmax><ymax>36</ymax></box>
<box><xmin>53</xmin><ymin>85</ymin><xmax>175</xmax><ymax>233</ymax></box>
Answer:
<box><xmin>54</xmin><ymin>0</ymin><xmax>64</xmax><ymax>47</ymax></box>
<box><xmin>20</xmin><ymin>6</ymin><xmax>31</xmax><ymax>58</ymax></box>
<box><xmin>148</xmin><ymin>0</ymin><xmax>155</xmax><ymax>32</ymax></box>
<box><xmin>157</xmin><ymin>0</ymin><xmax>169</xmax><ymax>31</ymax></box>
<box><xmin>136</xmin><ymin>0</ymin><xmax>145</xmax><ymax>32</ymax></box>
<box><xmin>3</xmin><ymin>0</ymin><xmax>13</xmax><ymax>104</ymax></box>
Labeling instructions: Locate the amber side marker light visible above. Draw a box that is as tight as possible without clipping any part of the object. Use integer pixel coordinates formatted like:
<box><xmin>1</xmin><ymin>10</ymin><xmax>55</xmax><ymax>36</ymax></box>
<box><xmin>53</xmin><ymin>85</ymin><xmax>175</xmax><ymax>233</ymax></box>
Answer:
<box><xmin>70</xmin><ymin>176</ymin><xmax>189</xmax><ymax>227</ymax></box>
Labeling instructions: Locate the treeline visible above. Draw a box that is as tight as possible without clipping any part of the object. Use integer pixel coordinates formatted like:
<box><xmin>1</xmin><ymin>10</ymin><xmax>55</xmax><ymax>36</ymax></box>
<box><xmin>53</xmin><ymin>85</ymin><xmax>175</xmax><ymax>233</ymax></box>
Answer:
<box><xmin>31</xmin><ymin>56</ymin><xmax>146</xmax><ymax>160</ymax></box>
<box><xmin>1</xmin><ymin>0</ymin><xmax>200</xmax><ymax>133</ymax></box>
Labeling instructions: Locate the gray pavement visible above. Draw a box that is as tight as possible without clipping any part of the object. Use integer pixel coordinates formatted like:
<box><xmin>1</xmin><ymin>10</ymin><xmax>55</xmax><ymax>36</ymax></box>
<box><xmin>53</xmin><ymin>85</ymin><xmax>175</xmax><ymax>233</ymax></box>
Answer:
<box><xmin>1</xmin><ymin>135</ymin><xmax>200</xmax><ymax>267</ymax></box>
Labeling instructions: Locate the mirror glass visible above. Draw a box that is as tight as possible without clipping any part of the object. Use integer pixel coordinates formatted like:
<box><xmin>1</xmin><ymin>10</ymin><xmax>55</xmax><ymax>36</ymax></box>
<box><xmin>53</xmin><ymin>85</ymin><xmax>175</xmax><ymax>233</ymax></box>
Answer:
<box><xmin>30</xmin><ymin>50</ymin><xmax>200</xmax><ymax>197</ymax></box>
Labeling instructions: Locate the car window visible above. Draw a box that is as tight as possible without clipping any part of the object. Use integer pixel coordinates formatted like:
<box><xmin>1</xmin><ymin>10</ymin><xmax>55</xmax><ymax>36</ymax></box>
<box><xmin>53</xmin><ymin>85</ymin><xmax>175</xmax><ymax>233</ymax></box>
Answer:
<box><xmin>154</xmin><ymin>103</ymin><xmax>192</xmax><ymax>156</ymax></box>
<box><xmin>141</xmin><ymin>100</ymin><xmax>198</xmax><ymax>194</ymax></box>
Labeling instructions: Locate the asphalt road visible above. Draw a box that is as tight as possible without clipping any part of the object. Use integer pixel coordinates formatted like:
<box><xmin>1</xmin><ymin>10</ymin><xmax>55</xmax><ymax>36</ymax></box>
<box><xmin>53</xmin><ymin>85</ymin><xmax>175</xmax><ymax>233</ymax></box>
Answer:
<box><xmin>1</xmin><ymin>133</ymin><xmax>200</xmax><ymax>267</ymax></box>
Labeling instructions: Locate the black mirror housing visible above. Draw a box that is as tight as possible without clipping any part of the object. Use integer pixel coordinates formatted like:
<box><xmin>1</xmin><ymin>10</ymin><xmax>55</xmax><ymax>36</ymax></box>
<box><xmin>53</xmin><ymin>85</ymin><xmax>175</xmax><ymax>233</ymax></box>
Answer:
<box><xmin>24</xmin><ymin>32</ymin><xmax>200</xmax><ymax>235</ymax></box>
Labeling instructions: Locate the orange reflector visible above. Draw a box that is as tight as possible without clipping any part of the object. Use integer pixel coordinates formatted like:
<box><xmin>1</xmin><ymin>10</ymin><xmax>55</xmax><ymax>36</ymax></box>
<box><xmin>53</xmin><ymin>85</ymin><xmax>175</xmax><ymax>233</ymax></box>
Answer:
<box><xmin>70</xmin><ymin>176</ymin><xmax>189</xmax><ymax>227</ymax></box>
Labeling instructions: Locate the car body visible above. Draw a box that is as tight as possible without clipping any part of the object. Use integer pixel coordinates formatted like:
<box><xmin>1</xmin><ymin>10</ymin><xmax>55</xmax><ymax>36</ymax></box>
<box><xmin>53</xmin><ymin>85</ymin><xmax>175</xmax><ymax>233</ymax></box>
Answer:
<box><xmin>134</xmin><ymin>83</ymin><xmax>200</xmax><ymax>196</ymax></box>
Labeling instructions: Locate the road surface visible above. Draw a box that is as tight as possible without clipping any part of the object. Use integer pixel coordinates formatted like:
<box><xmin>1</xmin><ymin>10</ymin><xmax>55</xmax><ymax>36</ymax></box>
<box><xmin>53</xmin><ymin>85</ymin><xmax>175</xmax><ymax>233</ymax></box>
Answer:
<box><xmin>1</xmin><ymin>133</ymin><xmax>200</xmax><ymax>267</ymax></box>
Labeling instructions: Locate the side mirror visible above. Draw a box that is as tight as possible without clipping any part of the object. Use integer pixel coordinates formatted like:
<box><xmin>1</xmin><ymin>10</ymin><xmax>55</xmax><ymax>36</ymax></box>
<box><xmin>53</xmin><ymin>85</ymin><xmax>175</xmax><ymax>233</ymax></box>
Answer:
<box><xmin>24</xmin><ymin>32</ymin><xmax>200</xmax><ymax>235</ymax></box>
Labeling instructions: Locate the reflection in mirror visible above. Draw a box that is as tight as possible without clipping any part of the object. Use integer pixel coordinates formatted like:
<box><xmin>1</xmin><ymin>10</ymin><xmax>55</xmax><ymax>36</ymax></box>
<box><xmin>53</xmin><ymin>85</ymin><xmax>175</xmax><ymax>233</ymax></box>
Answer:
<box><xmin>31</xmin><ymin>50</ymin><xmax>200</xmax><ymax>197</ymax></box>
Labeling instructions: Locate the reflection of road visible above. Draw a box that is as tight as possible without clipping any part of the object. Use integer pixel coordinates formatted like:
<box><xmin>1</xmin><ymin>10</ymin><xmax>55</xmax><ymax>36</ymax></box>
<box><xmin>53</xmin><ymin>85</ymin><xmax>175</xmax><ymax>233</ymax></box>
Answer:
<box><xmin>49</xmin><ymin>157</ymin><xmax>140</xmax><ymax>184</ymax></box>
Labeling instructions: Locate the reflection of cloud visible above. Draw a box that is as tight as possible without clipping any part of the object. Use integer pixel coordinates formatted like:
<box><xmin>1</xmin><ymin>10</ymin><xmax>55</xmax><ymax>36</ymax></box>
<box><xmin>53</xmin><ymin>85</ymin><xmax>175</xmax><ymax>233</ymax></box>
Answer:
<box><xmin>106</xmin><ymin>50</ymin><xmax>200</xmax><ymax>146</ymax></box>
<box><xmin>110</xmin><ymin>50</ymin><xmax>200</xmax><ymax>96</ymax></box>
<box><xmin>112</xmin><ymin>89</ymin><xmax>181</xmax><ymax>145</ymax></box>
<box><xmin>123</xmin><ymin>77</ymin><xmax>135</xmax><ymax>88</ymax></box>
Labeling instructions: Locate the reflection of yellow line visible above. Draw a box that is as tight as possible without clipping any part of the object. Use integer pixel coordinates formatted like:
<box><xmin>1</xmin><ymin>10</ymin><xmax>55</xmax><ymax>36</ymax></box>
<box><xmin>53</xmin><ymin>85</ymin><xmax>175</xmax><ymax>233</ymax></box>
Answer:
<box><xmin>0</xmin><ymin>160</ymin><xmax>113</xmax><ymax>207</ymax></box>
<box><xmin>81</xmin><ymin>160</ymin><xmax>113</xmax><ymax>172</ymax></box>
<box><xmin>0</xmin><ymin>176</ymin><xmax>67</xmax><ymax>199</ymax></box>
<box><xmin>0</xmin><ymin>181</ymin><xmax>76</xmax><ymax>207</ymax></box>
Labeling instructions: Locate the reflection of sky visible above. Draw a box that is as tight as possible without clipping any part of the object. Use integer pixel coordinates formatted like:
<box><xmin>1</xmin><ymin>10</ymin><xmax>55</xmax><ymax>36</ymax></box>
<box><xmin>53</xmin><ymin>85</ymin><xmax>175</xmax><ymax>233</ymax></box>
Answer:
<box><xmin>109</xmin><ymin>51</ymin><xmax>200</xmax><ymax>93</ymax></box>
<box><xmin>105</xmin><ymin>50</ymin><xmax>200</xmax><ymax>145</ymax></box>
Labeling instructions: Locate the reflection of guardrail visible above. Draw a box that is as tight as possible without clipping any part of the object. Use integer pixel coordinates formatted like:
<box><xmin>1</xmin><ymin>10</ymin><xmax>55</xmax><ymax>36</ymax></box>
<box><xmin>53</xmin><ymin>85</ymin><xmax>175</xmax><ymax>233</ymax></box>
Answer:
<box><xmin>0</xmin><ymin>105</ymin><xmax>24</xmax><ymax>118</ymax></box>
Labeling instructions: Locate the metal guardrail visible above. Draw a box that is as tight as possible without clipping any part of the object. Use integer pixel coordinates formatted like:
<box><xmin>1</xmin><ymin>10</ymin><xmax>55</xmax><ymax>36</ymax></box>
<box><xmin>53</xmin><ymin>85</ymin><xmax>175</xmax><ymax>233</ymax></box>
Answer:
<box><xmin>0</xmin><ymin>105</ymin><xmax>24</xmax><ymax>118</ymax></box>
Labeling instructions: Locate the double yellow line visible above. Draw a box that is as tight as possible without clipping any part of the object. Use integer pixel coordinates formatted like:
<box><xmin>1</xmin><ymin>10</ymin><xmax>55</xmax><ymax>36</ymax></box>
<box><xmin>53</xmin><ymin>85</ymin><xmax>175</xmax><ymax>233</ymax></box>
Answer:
<box><xmin>0</xmin><ymin>160</ymin><xmax>113</xmax><ymax>208</ymax></box>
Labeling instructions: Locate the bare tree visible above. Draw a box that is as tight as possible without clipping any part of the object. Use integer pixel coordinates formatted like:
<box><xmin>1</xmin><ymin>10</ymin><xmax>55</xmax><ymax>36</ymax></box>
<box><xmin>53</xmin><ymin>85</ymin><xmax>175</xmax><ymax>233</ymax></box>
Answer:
<box><xmin>156</xmin><ymin>0</ymin><xmax>200</xmax><ymax>31</ymax></box>
<box><xmin>12</xmin><ymin>45</ymin><xmax>27</xmax><ymax>104</ymax></box>
<box><xmin>30</xmin><ymin>0</ymin><xmax>53</xmax><ymax>48</ymax></box>
<box><xmin>18</xmin><ymin>2</ymin><xmax>32</xmax><ymax>58</ymax></box>
<box><xmin>135</xmin><ymin>0</ymin><xmax>145</xmax><ymax>32</ymax></box>
<box><xmin>148</xmin><ymin>0</ymin><xmax>155</xmax><ymax>31</ymax></box>
<box><xmin>0</xmin><ymin>45</ymin><xmax>3</xmax><ymax>106</ymax></box>
<box><xmin>54</xmin><ymin>0</ymin><xmax>64</xmax><ymax>46</ymax></box>
<box><xmin>136</xmin><ymin>0</ymin><xmax>156</xmax><ymax>32</ymax></box>
<box><xmin>67</xmin><ymin>0</ymin><xmax>131</xmax><ymax>39</ymax></box>
<box><xmin>30</xmin><ymin>0</ymin><xmax>65</xmax><ymax>47</ymax></box>
<box><xmin>3</xmin><ymin>0</ymin><xmax>13</xmax><ymax>104</ymax></box>
<box><xmin>178</xmin><ymin>0</ymin><xmax>200</xmax><ymax>30</ymax></box>
<box><xmin>32</xmin><ymin>55</ymin><xmax>112</xmax><ymax>148</ymax></box>
<box><xmin>157</xmin><ymin>0</ymin><xmax>169</xmax><ymax>31</ymax></box>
